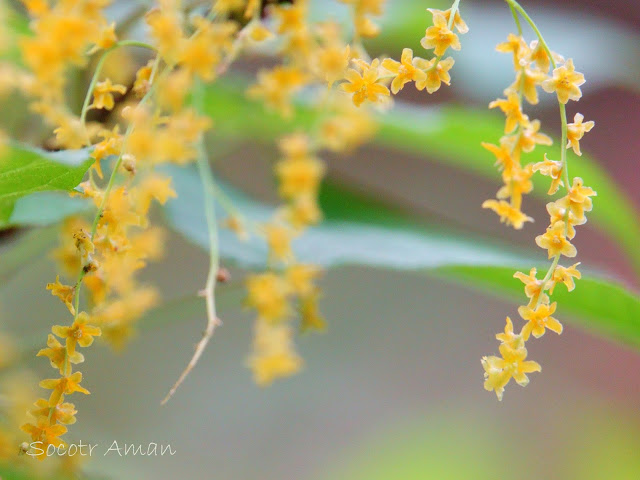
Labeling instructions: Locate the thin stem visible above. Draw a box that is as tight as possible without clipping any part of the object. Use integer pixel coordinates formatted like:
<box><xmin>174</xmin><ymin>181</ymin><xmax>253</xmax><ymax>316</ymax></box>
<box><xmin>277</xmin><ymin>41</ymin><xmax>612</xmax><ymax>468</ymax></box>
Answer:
<box><xmin>507</xmin><ymin>0</ymin><xmax>572</xmax><ymax>309</ymax></box>
<box><xmin>161</xmin><ymin>83</ymin><xmax>221</xmax><ymax>405</ymax></box>
<box><xmin>426</xmin><ymin>0</ymin><xmax>462</xmax><ymax>72</ymax></box>
<box><xmin>161</xmin><ymin>133</ymin><xmax>221</xmax><ymax>406</ymax></box>
<box><xmin>80</xmin><ymin>40</ymin><xmax>157</xmax><ymax>127</ymax></box>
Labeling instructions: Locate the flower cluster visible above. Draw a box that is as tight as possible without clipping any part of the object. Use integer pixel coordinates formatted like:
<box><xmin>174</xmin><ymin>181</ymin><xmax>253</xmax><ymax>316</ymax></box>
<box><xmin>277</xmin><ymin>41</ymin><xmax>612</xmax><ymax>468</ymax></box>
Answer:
<box><xmin>481</xmin><ymin>1</ymin><xmax>596</xmax><ymax>400</ymax></box>
<box><xmin>340</xmin><ymin>5</ymin><xmax>467</xmax><ymax>108</ymax></box>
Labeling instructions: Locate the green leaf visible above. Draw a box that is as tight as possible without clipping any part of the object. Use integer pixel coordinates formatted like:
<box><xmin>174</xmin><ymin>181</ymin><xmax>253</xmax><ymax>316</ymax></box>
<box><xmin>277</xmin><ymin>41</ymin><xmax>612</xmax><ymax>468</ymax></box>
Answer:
<box><xmin>201</xmin><ymin>80</ymin><xmax>640</xmax><ymax>272</ymax></box>
<box><xmin>162</xmin><ymin>164</ymin><xmax>640</xmax><ymax>347</ymax></box>
<box><xmin>0</xmin><ymin>145</ymin><xmax>92</xmax><ymax>228</ymax></box>
<box><xmin>9</xmin><ymin>191</ymin><xmax>91</xmax><ymax>227</ymax></box>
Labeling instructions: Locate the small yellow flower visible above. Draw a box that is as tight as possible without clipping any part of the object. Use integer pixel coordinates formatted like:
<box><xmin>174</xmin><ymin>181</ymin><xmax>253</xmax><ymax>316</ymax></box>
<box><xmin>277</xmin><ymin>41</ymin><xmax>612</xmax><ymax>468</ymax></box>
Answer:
<box><xmin>481</xmin><ymin>141</ymin><xmax>516</xmax><ymax>176</ymax></box>
<box><xmin>546</xmin><ymin>201</ymin><xmax>582</xmax><ymax>239</ymax></box>
<box><xmin>513</xmin><ymin>269</ymin><xmax>548</xmax><ymax>307</ymax></box>
<box><xmin>248</xmin><ymin>322</ymin><xmax>303</xmax><ymax>386</ymax></box>
<box><xmin>566</xmin><ymin>113</ymin><xmax>595</xmax><ymax>156</ymax></box>
<box><xmin>30</xmin><ymin>399</ymin><xmax>77</xmax><ymax>425</ymax></box>
<box><xmin>39</xmin><ymin>372</ymin><xmax>90</xmax><ymax>406</ymax></box>
<box><xmin>91</xmin><ymin>79</ymin><xmax>127</xmax><ymax>110</ymax></box>
<box><xmin>46</xmin><ymin>275</ymin><xmax>76</xmax><ymax>315</ymax></box>
<box><xmin>518</xmin><ymin>302</ymin><xmax>563</xmax><ymax>340</ymax></box>
<box><xmin>555</xmin><ymin>177</ymin><xmax>597</xmax><ymax>223</ymax></box>
<box><xmin>550</xmin><ymin>263</ymin><xmax>581</xmax><ymax>294</ymax></box>
<box><xmin>275</xmin><ymin>156</ymin><xmax>325</xmax><ymax>201</ymax></box>
<box><xmin>414</xmin><ymin>57</ymin><xmax>455</xmax><ymax>94</ymax></box>
<box><xmin>482</xmin><ymin>343</ymin><xmax>541</xmax><ymax>401</ymax></box>
<box><xmin>247</xmin><ymin>66</ymin><xmax>308</xmax><ymax>117</ymax></box>
<box><xmin>246</xmin><ymin>273</ymin><xmax>291</xmax><ymax>322</ymax></box>
<box><xmin>495</xmin><ymin>316</ymin><xmax>524</xmax><ymax>350</ymax></box>
<box><xmin>52</xmin><ymin>312</ymin><xmax>102</xmax><ymax>354</ymax></box>
<box><xmin>541</xmin><ymin>58</ymin><xmax>585</xmax><ymax>104</ymax></box>
<box><xmin>262</xmin><ymin>223</ymin><xmax>295</xmax><ymax>263</ymax></box>
<box><xmin>496</xmin><ymin>33</ymin><xmax>529</xmax><ymax>69</ymax></box>
<box><xmin>299</xmin><ymin>290</ymin><xmax>326</xmax><ymax>333</ymax></box>
<box><xmin>516</xmin><ymin>119</ymin><xmax>552</xmax><ymax>153</ymax></box>
<box><xmin>282</xmin><ymin>196</ymin><xmax>322</xmax><ymax>230</ymax></box>
<box><xmin>427</xmin><ymin>7</ymin><xmax>468</xmax><ymax>34</ymax></box>
<box><xmin>286</xmin><ymin>264</ymin><xmax>322</xmax><ymax>296</ymax></box>
<box><xmin>37</xmin><ymin>334</ymin><xmax>84</xmax><ymax>375</ymax></box>
<box><xmin>510</xmin><ymin>67</ymin><xmax>546</xmax><ymax>105</ymax></box>
<box><xmin>341</xmin><ymin>59</ymin><xmax>390</xmax><ymax>107</ymax></box>
<box><xmin>489</xmin><ymin>93</ymin><xmax>526</xmax><ymax>133</ymax></box>
<box><xmin>482</xmin><ymin>199</ymin><xmax>533</xmax><ymax>230</ymax></box>
<box><xmin>21</xmin><ymin>418</ymin><xmax>67</xmax><ymax>453</ymax></box>
<box><xmin>420</xmin><ymin>12</ymin><xmax>461</xmax><ymax>57</ymax></box>
<box><xmin>317</xmin><ymin>44</ymin><xmax>350</xmax><ymax>88</ymax></box>
<box><xmin>535</xmin><ymin>221</ymin><xmax>577</xmax><ymax>258</ymax></box>
<box><xmin>381</xmin><ymin>48</ymin><xmax>428</xmax><ymax>94</ymax></box>
<box><xmin>532</xmin><ymin>154</ymin><xmax>564</xmax><ymax>195</ymax></box>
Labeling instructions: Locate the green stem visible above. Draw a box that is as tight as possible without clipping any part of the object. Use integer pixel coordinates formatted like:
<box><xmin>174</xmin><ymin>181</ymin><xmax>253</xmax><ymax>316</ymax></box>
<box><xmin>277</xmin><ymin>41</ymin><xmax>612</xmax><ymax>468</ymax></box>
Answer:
<box><xmin>507</xmin><ymin>0</ymin><xmax>572</xmax><ymax>309</ymax></box>
<box><xmin>80</xmin><ymin>40</ymin><xmax>157</xmax><ymax>127</ymax></box>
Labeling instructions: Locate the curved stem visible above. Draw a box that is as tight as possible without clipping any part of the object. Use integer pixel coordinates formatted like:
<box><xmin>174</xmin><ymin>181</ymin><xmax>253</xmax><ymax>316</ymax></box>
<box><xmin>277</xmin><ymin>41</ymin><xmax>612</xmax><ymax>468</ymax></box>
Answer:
<box><xmin>80</xmin><ymin>40</ymin><xmax>157</xmax><ymax>127</ymax></box>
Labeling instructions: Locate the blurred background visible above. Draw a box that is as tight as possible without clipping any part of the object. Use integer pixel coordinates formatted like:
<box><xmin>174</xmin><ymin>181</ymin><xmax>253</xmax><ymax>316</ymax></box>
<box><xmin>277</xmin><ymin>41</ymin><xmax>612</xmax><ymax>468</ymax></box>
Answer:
<box><xmin>2</xmin><ymin>0</ymin><xmax>640</xmax><ymax>478</ymax></box>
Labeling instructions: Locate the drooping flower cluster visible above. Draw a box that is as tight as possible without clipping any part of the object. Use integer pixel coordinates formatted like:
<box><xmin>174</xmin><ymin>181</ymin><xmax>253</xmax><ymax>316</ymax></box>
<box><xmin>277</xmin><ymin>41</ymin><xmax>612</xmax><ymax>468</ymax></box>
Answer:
<box><xmin>339</xmin><ymin>5</ymin><xmax>468</xmax><ymax>108</ymax></box>
<box><xmin>481</xmin><ymin>2</ymin><xmax>596</xmax><ymax>401</ymax></box>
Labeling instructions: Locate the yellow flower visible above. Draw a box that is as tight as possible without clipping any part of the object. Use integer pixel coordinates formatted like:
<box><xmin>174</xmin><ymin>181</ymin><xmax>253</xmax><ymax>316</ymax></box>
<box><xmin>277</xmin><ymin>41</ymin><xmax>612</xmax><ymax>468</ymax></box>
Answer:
<box><xmin>91</xmin><ymin>79</ymin><xmax>127</xmax><ymax>111</ymax></box>
<box><xmin>535</xmin><ymin>221</ymin><xmax>577</xmax><ymax>258</ymax></box>
<box><xmin>566</xmin><ymin>113</ymin><xmax>595</xmax><ymax>156</ymax></box>
<box><xmin>262</xmin><ymin>223</ymin><xmax>295</xmax><ymax>263</ymax></box>
<box><xmin>528</xmin><ymin>40</ymin><xmax>555</xmax><ymax>73</ymax></box>
<box><xmin>39</xmin><ymin>372</ymin><xmax>90</xmax><ymax>406</ymax></box>
<box><xmin>46</xmin><ymin>275</ymin><xmax>76</xmax><ymax>315</ymax></box>
<box><xmin>482</xmin><ymin>199</ymin><xmax>532</xmax><ymax>230</ymax></box>
<box><xmin>91</xmin><ymin>126</ymin><xmax>122</xmax><ymax>178</ymax></box>
<box><xmin>381</xmin><ymin>48</ymin><xmax>428</xmax><ymax>94</ymax></box>
<box><xmin>341</xmin><ymin>59</ymin><xmax>390</xmax><ymax>107</ymax></box>
<box><xmin>282</xmin><ymin>196</ymin><xmax>322</xmax><ymax>230</ymax></box>
<box><xmin>299</xmin><ymin>290</ymin><xmax>326</xmax><ymax>333</ymax></box>
<box><xmin>516</xmin><ymin>119</ymin><xmax>552</xmax><ymax>153</ymax></box>
<box><xmin>414</xmin><ymin>57</ymin><xmax>455</xmax><ymax>94</ymax></box>
<box><xmin>317</xmin><ymin>44</ymin><xmax>351</xmax><ymax>87</ymax></box>
<box><xmin>541</xmin><ymin>58</ymin><xmax>585</xmax><ymax>104</ymax></box>
<box><xmin>489</xmin><ymin>93</ymin><xmax>526</xmax><ymax>133</ymax></box>
<box><xmin>420</xmin><ymin>12</ymin><xmax>460</xmax><ymax>57</ymax></box>
<box><xmin>427</xmin><ymin>7</ymin><xmax>468</xmax><ymax>34</ymax></box>
<box><xmin>145</xmin><ymin>7</ymin><xmax>185</xmax><ymax>64</ymax></box>
<box><xmin>286</xmin><ymin>264</ymin><xmax>322</xmax><ymax>296</ymax></box>
<box><xmin>246</xmin><ymin>273</ymin><xmax>291</xmax><ymax>322</ymax></box>
<box><xmin>482</xmin><ymin>141</ymin><xmax>516</xmax><ymax>176</ymax></box>
<box><xmin>273</xmin><ymin>1</ymin><xmax>306</xmax><ymax>34</ymax></box>
<box><xmin>223</xmin><ymin>215</ymin><xmax>249</xmax><ymax>241</ymax></box>
<box><xmin>247</xmin><ymin>66</ymin><xmax>308</xmax><ymax>117</ymax></box>
<box><xmin>546</xmin><ymin>201</ymin><xmax>582</xmax><ymax>239</ymax></box>
<box><xmin>248</xmin><ymin>322</ymin><xmax>302</xmax><ymax>386</ymax></box>
<box><xmin>52</xmin><ymin>312</ymin><xmax>102</xmax><ymax>354</ymax></box>
<box><xmin>532</xmin><ymin>154</ymin><xmax>564</xmax><ymax>195</ymax></box>
<box><xmin>37</xmin><ymin>334</ymin><xmax>84</xmax><ymax>375</ymax></box>
<box><xmin>518</xmin><ymin>302</ymin><xmax>563</xmax><ymax>340</ymax></box>
<box><xmin>21</xmin><ymin>418</ymin><xmax>67</xmax><ymax>452</ymax></box>
<box><xmin>275</xmin><ymin>155</ymin><xmax>325</xmax><ymax>201</ymax></box>
<box><xmin>510</xmin><ymin>67</ymin><xmax>546</xmax><ymax>105</ymax></box>
<box><xmin>496</xmin><ymin>164</ymin><xmax>533</xmax><ymax>209</ymax></box>
<box><xmin>495</xmin><ymin>316</ymin><xmax>524</xmax><ymax>350</ymax></box>
<box><xmin>496</xmin><ymin>33</ymin><xmax>529</xmax><ymax>69</ymax></box>
<box><xmin>550</xmin><ymin>263</ymin><xmax>581</xmax><ymax>294</ymax></box>
<box><xmin>513</xmin><ymin>268</ymin><xmax>548</xmax><ymax>307</ymax></box>
<box><xmin>482</xmin><ymin>343</ymin><xmax>540</xmax><ymax>401</ymax></box>
<box><xmin>30</xmin><ymin>399</ymin><xmax>77</xmax><ymax>425</ymax></box>
<box><xmin>555</xmin><ymin>177</ymin><xmax>596</xmax><ymax>223</ymax></box>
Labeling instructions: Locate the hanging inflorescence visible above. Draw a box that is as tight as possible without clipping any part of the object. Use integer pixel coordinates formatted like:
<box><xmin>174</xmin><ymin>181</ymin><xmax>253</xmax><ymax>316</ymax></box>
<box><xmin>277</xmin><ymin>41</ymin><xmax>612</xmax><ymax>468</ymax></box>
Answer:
<box><xmin>481</xmin><ymin>0</ymin><xmax>596</xmax><ymax>401</ymax></box>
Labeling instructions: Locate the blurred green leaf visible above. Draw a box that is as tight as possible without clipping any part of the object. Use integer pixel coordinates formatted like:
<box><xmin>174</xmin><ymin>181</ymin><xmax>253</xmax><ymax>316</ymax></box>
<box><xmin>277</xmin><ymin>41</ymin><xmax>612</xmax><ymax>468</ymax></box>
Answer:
<box><xmin>163</xmin><ymin>164</ymin><xmax>640</xmax><ymax>347</ymax></box>
<box><xmin>201</xmin><ymin>81</ymin><xmax>640</xmax><ymax>273</ymax></box>
<box><xmin>0</xmin><ymin>145</ymin><xmax>92</xmax><ymax>228</ymax></box>
<box><xmin>9</xmin><ymin>192</ymin><xmax>90</xmax><ymax>227</ymax></box>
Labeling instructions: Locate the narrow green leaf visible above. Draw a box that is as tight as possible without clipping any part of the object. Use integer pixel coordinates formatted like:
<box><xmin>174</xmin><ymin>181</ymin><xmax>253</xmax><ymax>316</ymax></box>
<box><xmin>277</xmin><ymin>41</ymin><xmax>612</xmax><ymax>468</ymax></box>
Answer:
<box><xmin>0</xmin><ymin>145</ymin><xmax>92</xmax><ymax>227</ymax></box>
<box><xmin>162</xmin><ymin>164</ymin><xmax>640</xmax><ymax>347</ymax></box>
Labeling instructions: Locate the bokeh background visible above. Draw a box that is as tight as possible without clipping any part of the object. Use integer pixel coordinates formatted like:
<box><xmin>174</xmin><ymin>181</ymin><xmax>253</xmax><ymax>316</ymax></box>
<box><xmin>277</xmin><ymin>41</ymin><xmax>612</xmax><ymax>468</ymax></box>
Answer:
<box><xmin>2</xmin><ymin>0</ymin><xmax>640</xmax><ymax>478</ymax></box>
